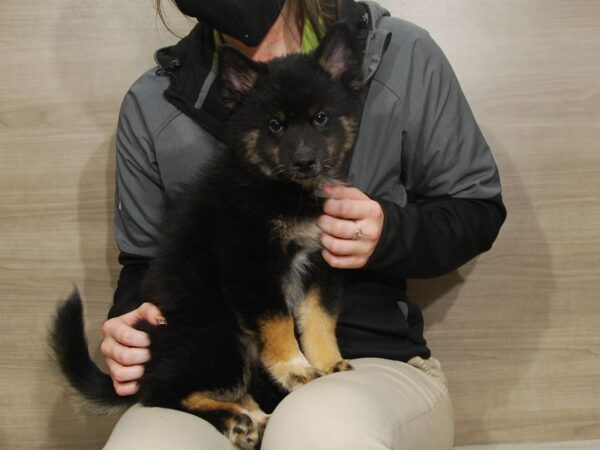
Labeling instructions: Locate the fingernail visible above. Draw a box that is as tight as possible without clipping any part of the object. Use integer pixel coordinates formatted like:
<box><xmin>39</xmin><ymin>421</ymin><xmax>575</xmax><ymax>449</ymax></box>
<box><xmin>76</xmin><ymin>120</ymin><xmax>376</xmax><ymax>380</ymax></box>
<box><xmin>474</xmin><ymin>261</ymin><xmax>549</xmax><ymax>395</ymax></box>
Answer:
<box><xmin>156</xmin><ymin>318</ymin><xmax>167</xmax><ymax>326</ymax></box>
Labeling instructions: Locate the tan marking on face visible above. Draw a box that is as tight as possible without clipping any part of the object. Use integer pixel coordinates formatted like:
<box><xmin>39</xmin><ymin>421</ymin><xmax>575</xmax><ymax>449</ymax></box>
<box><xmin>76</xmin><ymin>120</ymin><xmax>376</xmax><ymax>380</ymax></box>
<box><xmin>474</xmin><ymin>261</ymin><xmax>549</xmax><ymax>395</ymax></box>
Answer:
<box><xmin>339</xmin><ymin>115</ymin><xmax>358</xmax><ymax>158</ymax></box>
<box><xmin>243</xmin><ymin>131</ymin><xmax>281</xmax><ymax>177</ymax></box>
<box><xmin>265</xmin><ymin>145</ymin><xmax>281</xmax><ymax>165</ymax></box>
<box><xmin>296</xmin><ymin>286</ymin><xmax>344</xmax><ymax>373</ymax></box>
<box><xmin>323</xmin><ymin>115</ymin><xmax>358</xmax><ymax>176</ymax></box>
<box><xmin>243</xmin><ymin>130</ymin><xmax>263</xmax><ymax>166</ymax></box>
<box><xmin>243</xmin><ymin>130</ymin><xmax>259</xmax><ymax>151</ymax></box>
<box><xmin>245</xmin><ymin>148</ymin><xmax>263</xmax><ymax>166</ymax></box>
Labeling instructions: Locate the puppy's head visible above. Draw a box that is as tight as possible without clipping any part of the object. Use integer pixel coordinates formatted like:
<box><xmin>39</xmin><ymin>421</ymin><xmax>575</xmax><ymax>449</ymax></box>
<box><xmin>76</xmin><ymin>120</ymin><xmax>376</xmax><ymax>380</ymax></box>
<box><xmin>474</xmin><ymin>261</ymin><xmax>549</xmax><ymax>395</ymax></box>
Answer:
<box><xmin>218</xmin><ymin>23</ymin><xmax>364</xmax><ymax>189</ymax></box>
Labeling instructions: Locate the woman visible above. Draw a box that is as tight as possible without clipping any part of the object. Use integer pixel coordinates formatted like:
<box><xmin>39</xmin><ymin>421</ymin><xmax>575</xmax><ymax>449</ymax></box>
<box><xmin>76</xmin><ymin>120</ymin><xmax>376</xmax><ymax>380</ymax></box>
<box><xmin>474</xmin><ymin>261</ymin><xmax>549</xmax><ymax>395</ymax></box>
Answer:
<box><xmin>101</xmin><ymin>0</ymin><xmax>506</xmax><ymax>448</ymax></box>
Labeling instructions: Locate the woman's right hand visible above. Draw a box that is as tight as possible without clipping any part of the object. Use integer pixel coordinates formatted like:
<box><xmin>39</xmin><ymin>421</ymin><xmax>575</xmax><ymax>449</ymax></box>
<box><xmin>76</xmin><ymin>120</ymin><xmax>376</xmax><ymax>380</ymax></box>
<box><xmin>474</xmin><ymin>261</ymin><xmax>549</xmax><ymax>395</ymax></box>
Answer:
<box><xmin>100</xmin><ymin>302</ymin><xmax>165</xmax><ymax>396</ymax></box>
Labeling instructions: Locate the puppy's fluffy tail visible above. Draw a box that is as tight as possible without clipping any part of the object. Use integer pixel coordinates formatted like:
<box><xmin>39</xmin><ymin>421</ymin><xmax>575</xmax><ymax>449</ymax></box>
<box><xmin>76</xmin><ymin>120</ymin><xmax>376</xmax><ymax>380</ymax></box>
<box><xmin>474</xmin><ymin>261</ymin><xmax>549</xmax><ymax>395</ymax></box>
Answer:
<box><xmin>50</xmin><ymin>291</ymin><xmax>135</xmax><ymax>413</ymax></box>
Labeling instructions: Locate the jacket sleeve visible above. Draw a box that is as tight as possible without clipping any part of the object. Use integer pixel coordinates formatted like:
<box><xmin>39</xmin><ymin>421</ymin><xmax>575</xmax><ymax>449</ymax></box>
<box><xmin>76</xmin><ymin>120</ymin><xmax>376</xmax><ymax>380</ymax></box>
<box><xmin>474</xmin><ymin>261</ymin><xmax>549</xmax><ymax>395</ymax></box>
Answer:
<box><xmin>109</xmin><ymin>89</ymin><xmax>166</xmax><ymax>316</ymax></box>
<box><xmin>364</xmin><ymin>31</ymin><xmax>506</xmax><ymax>278</ymax></box>
<box><xmin>109</xmin><ymin>252</ymin><xmax>152</xmax><ymax>318</ymax></box>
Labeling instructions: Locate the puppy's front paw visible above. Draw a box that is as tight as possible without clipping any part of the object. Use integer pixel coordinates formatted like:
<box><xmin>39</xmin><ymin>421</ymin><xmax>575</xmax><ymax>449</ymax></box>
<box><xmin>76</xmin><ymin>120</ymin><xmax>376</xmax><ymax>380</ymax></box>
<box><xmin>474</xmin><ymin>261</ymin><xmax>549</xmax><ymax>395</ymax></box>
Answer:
<box><xmin>328</xmin><ymin>359</ymin><xmax>354</xmax><ymax>373</ymax></box>
<box><xmin>284</xmin><ymin>365</ymin><xmax>324</xmax><ymax>391</ymax></box>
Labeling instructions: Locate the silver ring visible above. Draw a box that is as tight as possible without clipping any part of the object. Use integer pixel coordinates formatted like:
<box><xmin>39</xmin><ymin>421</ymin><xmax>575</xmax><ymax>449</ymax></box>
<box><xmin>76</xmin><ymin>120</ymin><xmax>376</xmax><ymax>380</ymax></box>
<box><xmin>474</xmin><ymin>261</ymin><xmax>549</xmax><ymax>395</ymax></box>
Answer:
<box><xmin>351</xmin><ymin>221</ymin><xmax>364</xmax><ymax>240</ymax></box>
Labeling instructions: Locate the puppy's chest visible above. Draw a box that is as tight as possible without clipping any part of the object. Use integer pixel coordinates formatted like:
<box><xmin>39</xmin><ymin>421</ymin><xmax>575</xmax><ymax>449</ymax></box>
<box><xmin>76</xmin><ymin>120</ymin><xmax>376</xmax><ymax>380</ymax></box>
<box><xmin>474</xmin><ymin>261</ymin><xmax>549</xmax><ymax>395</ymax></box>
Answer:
<box><xmin>271</xmin><ymin>217</ymin><xmax>322</xmax><ymax>309</ymax></box>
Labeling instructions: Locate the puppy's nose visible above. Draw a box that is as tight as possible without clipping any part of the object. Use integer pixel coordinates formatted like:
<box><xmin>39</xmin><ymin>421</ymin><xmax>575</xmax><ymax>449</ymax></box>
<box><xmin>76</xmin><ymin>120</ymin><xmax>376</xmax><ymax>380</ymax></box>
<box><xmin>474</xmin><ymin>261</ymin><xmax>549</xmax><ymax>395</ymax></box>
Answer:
<box><xmin>293</xmin><ymin>153</ymin><xmax>317</xmax><ymax>173</ymax></box>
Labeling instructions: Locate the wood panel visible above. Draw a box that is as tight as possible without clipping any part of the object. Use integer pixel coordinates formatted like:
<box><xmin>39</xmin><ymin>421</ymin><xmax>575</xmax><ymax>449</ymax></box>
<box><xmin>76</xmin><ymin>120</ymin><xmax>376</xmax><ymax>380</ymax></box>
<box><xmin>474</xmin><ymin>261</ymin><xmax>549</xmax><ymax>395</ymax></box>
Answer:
<box><xmin>1</xmin><ymin>0</ymin><xmax>598</xmax><ymax>448</ymax></box>
<box><xmin>0</xmin><ymin>2</ymin><xmax>193</xmax><ymax>449</ymax></box>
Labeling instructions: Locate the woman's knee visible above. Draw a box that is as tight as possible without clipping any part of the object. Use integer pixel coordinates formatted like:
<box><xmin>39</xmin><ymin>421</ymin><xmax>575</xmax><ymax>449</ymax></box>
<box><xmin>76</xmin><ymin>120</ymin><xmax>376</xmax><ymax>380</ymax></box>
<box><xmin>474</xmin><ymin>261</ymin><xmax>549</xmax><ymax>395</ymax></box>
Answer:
<box><xmin>104</xmin><ymin>404</ymin><xmax>236</xmax><ymax>450</ymax></box>
<box><xmin>261</xmin><ymin>358</ymin><xmax>454</xmax><ymax>450</ymax></box>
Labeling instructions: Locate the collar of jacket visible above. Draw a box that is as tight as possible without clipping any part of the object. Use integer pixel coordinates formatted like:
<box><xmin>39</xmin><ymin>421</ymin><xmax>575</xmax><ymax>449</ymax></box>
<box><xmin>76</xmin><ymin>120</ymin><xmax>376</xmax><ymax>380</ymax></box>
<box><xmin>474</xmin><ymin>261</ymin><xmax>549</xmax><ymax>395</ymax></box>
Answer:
<box><xmin>154</xmin><ymin>0</ymin><xmax>390</xmax><ymax>141</ymax></box>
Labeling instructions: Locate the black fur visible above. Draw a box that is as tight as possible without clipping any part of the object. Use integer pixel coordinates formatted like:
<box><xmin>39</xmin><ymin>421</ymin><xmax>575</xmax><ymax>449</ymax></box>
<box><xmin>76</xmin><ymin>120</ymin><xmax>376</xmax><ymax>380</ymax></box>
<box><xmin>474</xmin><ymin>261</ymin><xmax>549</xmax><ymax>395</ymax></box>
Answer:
<box><xmin>51</xmin><ymin>23</ymin><xmax>364</xmax><ymax>448</ymax></box>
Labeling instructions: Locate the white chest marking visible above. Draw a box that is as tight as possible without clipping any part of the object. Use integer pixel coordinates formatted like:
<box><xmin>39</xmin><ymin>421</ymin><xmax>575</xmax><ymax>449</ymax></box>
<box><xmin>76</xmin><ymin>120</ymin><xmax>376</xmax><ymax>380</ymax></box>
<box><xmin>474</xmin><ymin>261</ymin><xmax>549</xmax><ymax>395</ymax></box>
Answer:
<box><xmin>275</xmin><ymin>220</ymin><xmax>321</xmax><ymax>311</ymax></box>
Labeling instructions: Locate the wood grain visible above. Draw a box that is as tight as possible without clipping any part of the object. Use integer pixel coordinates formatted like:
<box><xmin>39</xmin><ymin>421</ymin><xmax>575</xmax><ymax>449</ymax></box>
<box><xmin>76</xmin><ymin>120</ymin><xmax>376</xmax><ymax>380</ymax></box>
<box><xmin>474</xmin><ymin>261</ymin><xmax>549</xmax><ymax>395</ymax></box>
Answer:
<box><xmin>1</xmin><ymin>0</ymin><xmax>598</xmax><ymax>448</ymax></box>
<box><xmin>381</xmin><ymin>0</ymin><xmax>600</xmax><ymax>445</ymax></box>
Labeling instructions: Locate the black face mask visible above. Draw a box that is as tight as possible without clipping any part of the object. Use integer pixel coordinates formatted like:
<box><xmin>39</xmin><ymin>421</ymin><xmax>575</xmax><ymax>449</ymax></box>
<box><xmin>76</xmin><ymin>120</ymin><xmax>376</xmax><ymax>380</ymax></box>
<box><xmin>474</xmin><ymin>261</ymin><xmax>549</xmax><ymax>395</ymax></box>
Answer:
<box><xmin>175</xmin><ymin>0</ymin><xmax>286</xmax><ymax>47</ymax></box>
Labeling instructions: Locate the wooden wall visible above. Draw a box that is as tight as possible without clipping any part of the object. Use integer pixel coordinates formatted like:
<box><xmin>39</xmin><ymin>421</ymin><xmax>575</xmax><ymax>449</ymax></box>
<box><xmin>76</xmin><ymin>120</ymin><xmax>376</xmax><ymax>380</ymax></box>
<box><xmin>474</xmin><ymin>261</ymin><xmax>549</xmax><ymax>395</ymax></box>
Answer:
<box><xmin>386</xmin><ymin>0</ymin><xmax>600</xmax><ymax>445</ymax></box>
<box><xmin>1</xmin><ymin>1</ymin><xmax>598</xmax><ymax>448</ymax></box>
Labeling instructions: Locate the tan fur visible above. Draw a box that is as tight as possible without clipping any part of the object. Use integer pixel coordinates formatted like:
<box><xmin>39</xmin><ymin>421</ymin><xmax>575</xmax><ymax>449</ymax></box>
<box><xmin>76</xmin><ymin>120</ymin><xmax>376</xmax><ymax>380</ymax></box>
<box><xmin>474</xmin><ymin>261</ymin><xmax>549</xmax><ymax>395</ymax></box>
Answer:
<box><xmin>271</xmin><ymin>217</ymin><xmax>321</xmax><ymax>249</ymax></box>
<box><xmin>296</xmin><ymin>286</ymin><xmax>347</xmax><ymax>373</ymax></box>
<box><xmin>181</xmin><ymin>392</ymin><xmax>245</xmax><ymax>415</ymax></box>
<box><xmin>339</xmin><ymin>115</ymin><xmax>358</xmax><ymax>152</ymax></box>
<box><xmin>243</xmin><ymin>130</ymin><xmax>260</xmax><ymax>151</ymax></box>
<box><xmin>239</xmin><ymin>394</ymin><xmax>269</xmax><ymax>426</ymax></box>
<box><xmin>258</xmin><ymin>316</ymin><xmax>300</xmax><ymax>363</ymax></box>
<box><xmin>258</xmin><ymin>316</ymin><xmax>321</xmax><ymax>390</ymax></box>
<box><xmin>181</xmin><ymin>392</ymin><xmax>267</xmax><ymax>449</ymax></box>
<box><xmin>243</xmin><ymin>130</ymin><xmax>264</xmax><ymax>168</ymax></box>
<box><xmin>243</xmin><ymin>130</ymin><xmax>282</xmax><ymax>176</ymax></box>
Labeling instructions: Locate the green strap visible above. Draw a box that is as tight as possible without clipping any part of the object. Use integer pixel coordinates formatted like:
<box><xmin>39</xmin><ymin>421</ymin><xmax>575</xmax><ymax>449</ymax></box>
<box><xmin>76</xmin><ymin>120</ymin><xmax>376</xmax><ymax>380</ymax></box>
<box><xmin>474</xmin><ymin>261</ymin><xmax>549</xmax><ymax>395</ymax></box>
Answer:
<box><xmin>214</xmin><ymin>16</ymin><xmax>323</xmax><ymax>59</ymax></box>
<box><xmin>301</xmin><ymin>17</ymin><xmax>324</xmax><ymax>53</ymax></box>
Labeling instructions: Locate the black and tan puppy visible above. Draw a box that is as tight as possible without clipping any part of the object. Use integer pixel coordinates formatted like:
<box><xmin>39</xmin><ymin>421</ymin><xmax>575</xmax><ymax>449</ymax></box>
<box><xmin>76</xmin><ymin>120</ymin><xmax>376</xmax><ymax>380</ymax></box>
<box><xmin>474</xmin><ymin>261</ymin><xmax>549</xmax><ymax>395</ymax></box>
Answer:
<box><xmin>51</xmin><ymin>23</ymin><xmax>364</xmax><ymax>449</ymax></box>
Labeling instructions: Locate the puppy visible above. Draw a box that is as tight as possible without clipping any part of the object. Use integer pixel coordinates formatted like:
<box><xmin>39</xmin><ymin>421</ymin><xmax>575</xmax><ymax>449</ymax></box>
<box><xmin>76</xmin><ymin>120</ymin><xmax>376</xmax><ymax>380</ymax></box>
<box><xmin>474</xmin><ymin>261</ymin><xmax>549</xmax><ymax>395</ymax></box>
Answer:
<box><xmin>51</xmin><ymin>23</ymin><xmax>364</xmax><ymax>449</ymax></box>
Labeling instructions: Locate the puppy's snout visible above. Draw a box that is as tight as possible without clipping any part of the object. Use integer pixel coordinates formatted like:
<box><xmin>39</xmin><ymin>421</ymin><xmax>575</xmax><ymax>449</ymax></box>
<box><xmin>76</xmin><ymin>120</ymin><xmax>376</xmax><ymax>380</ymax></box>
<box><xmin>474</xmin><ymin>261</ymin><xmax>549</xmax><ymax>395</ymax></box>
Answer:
<box><xmin>293</xmin><ymin>151</ymin><xmax>318</xmax><ymax>174</ymax></box>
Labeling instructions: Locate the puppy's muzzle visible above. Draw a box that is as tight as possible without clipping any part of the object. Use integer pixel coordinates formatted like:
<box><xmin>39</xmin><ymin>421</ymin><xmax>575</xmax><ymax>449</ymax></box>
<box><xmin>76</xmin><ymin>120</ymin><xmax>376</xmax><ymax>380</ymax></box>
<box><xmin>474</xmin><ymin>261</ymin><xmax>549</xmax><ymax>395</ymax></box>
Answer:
<box><xmin>291</xmin><ymin>148</ymin><xmax>322</xmax><ymax>179</ymax></box>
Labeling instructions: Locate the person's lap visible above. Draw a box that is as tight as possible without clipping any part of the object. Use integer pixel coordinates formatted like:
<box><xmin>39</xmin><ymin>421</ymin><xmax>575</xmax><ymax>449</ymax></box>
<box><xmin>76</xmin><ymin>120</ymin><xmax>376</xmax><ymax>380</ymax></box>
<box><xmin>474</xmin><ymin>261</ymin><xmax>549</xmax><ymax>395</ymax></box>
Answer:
<box><xmin>103</xmin><ymin>357</ymin><xmax>454</xmax><ymax>450</ymax></box>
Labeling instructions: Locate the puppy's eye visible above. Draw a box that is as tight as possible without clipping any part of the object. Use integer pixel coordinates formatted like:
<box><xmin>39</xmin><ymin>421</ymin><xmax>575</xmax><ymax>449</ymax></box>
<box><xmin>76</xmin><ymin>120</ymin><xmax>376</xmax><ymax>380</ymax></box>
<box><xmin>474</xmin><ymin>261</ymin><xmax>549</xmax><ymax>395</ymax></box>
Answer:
<box><xmin>313</xmin><ymin>112</ymin><xmax>328</xmax><ymax>126</ymax></box>
<box><xmin>268</xmin><ymin>119</ymin><xmax>283</xmax><ymax>133</ymax></box>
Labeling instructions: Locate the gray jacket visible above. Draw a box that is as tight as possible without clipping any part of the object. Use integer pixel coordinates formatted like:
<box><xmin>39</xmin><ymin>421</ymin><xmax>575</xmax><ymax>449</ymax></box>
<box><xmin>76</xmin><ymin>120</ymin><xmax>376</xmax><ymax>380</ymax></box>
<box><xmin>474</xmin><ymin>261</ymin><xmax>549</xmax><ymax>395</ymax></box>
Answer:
<box><xmin>112</xmin><ymin>1</ymin><xmax>505</xmax><ymax>361</ymax></box>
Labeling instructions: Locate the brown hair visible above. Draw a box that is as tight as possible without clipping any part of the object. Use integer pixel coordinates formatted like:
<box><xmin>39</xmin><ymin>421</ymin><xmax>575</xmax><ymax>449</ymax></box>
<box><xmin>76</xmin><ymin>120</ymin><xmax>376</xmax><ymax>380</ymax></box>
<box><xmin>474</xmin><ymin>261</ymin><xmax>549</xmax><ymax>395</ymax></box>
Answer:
<box><xmin>155</xmin><ymin>0</ymin><xmax>337</xmax><ymax>39</ymax></box>
<box><xmin>287</xmin><ymin>0</ymin><xmax>337</xmax><ymax>40</ymax></box>
<box><xmin>155</xmin><ymin>0</ymin><xmax>181</xmax><ymax>37</ymax></box>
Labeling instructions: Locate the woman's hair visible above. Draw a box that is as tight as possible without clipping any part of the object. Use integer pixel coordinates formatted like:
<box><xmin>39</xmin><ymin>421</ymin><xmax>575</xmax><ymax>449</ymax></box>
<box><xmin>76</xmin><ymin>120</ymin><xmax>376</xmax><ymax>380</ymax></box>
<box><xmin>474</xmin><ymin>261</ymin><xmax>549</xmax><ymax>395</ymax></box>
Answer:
<box><xmin>155</xmin><ymin>0</ymin><xmax>337</xmax><ymax>40</ymax></box>
<box><xmin>288</xmin><ymin>0</ymin><xmax>336</xmax><ymax>39</ymax></box>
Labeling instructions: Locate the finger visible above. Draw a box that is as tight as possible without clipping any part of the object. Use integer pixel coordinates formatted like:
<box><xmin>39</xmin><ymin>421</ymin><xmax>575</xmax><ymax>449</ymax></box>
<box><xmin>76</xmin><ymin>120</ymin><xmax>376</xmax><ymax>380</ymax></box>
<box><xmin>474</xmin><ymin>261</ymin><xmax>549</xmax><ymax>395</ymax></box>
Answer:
<box><xmin>138</xmin><ymin>302</ymin><xmax>167</xmax><ymax>325</ymax></box>
<box><xmin>113</xmin><ymin>345</ymin><xmax>151</xmax><ymax>366</ymax></box>
<box><xmin>322</xmin><ymin>249</ymin><xmax>367</xmax><ymax>269</ymax></box>
<box><xmin>318</xmin><ymin>215</ymin><xmax>377</xmax><ymax>241</ymax></box>
<box><xmin>113</xmin><ymin>380</ymin><xmax>140</xmax><ymax>397</ymax></box>
<box><xmin>322</xmin><ymin>185</ymin><xmax>369</xmax><ymax>201</ymax></box>
<box><xmin>101</xmin><ymin>337</ymin><xmax>151</xmax><ymax>366</ymax></box>
<box><xmin>106</xmin><ymin>359</ymin><xmax>145</xmax><ymax>384</ymax></box>
<box><xmin>323</xmin><ymin>198</ymin><xmax>374</xmax><ymax>220</ymax></box>
<box><xmin>120</xmin><ymin>302</ymin><xmax>166</xmax><ymax>328</ymax></box>
<box><xmin>317</xmin><ymin>215</ymin><xmax>358</xmax><ymax>239</ymax></box>
<box><xmin>103</xmin><ymin>319</ymin><xmax>151</xmax><ymax>348</ymax></box>
<box><xmin>320</xmin><ymin>233</ymin><xmax>372</xmax><ymax>257</ymax></box>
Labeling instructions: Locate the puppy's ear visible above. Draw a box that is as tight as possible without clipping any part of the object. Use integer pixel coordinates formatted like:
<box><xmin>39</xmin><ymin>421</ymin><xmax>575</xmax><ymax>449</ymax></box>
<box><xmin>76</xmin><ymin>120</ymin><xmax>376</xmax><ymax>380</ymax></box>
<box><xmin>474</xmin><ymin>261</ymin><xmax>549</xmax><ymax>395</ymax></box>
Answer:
<box><xmin>314</xmin><ymin>23</ymin><xmax>362</xmax><ymax>88</ymax></box>
<box><xmin>218</xmin><ymin>44</ymin><xmax>264</xmax><ymax>109</ymax></box>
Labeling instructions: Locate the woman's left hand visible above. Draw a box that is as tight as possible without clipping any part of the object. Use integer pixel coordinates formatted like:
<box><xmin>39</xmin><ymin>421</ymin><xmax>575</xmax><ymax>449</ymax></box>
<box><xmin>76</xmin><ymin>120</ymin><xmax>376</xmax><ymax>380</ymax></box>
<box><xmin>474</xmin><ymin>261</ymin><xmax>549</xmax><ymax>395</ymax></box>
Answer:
<box><xmin>317</xmin><ymin>185</ymin><xmax>384</xmax><ymax>269</ymax></box>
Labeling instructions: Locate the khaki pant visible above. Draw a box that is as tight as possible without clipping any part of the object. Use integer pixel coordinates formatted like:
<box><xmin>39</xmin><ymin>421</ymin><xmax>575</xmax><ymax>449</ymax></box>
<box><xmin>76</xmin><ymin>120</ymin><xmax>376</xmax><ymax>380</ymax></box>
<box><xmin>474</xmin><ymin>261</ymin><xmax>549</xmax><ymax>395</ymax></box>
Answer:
<box><xmin>104</xmin><ymin>357</ymin><xmax>454</xmax><ymax>450</ymax></box>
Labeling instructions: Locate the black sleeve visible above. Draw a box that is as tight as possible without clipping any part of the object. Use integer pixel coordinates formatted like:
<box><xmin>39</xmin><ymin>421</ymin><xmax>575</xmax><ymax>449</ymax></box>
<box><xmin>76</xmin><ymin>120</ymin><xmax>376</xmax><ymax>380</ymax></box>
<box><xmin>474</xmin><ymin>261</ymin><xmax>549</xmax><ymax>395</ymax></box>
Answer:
<box><xmin>365</xmin><ymin>194</ymin><xmax>506</xmax><ymax>278</ymax></box>
<box><xmin>108</xmin><ymin>252</ymin><xmax>152</xmax><ymax>319</ymax></box>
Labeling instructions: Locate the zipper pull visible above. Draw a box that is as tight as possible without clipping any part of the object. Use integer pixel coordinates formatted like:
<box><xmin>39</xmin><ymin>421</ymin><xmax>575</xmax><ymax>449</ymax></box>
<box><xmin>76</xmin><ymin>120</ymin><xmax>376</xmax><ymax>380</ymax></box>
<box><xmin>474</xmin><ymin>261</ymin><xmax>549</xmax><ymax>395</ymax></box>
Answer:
<box><xmin>156</xmin><ymin>58</ymin><xmax>182</xmax><ymax>77</ymax></box>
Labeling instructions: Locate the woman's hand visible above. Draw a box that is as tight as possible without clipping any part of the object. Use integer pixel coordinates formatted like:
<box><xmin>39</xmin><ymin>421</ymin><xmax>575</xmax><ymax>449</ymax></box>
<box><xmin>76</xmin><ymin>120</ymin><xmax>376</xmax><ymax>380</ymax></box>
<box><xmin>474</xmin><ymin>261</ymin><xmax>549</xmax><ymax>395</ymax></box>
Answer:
<box><xmin>100</xmin><ymin>303</ymin><xmax>165</xmax><ymax>396</ymax></box>
<box><xmin>317</xmin><ymin>185</ymin><xmax>384</xmax><ymax>269</ymax></box>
